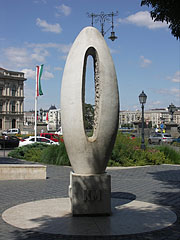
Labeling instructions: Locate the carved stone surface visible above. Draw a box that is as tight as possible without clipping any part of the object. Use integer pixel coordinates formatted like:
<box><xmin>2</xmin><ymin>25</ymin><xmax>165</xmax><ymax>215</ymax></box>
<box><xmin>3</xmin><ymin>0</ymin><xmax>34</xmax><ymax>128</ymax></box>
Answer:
<box><xmin>61</xmin><ymin>26</ymin><xmax>119</xmax><ymax>175</ymax></box>
<box><xmin>69</xmin><ymin>171</ymin><xmax>111</xmax><ymax>215</ymax></box>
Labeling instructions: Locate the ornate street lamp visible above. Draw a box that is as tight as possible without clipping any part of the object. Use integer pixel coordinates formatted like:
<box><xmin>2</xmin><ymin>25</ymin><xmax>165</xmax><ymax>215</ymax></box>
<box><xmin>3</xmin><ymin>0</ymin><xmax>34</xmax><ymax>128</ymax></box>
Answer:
<box><xmin>139</xmin><ymin>91</ymin><xmax>147</xmax><ymax>150</ymax></box>
<box><xmin>40</xmin><ymin>108</ymin><xmax>43</xmax><ymax>122</ymax></box>
<box><xmin>168</xmin><ymin>103</ymin><xmax>177</xmax><ymax>122</ymax></box>
<box><xmin>87</xmin><ymin>11</ymin><xmax>118</xmax><ymax>41</ymax></box>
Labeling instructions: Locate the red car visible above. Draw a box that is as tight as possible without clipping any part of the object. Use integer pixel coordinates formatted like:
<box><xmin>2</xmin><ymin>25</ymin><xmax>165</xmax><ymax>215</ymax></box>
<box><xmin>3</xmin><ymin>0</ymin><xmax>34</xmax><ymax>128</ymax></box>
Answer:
<box><xmin>40</xmin><ymin>133</ymin><xmax>63</xmax><ymax>143</ymax></box>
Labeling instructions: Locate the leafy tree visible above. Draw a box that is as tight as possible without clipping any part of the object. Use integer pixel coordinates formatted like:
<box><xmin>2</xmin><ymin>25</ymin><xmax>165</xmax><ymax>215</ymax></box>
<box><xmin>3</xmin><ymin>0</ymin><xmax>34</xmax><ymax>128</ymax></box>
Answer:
<box><xmin>141</xmin><ymin>0</ymin><xmax>180</xmax><ymax>39</ymax></box>
<box><xmin>147</xmin><ymin>121</ymin><xmax>152</xmax><ymax>128</ymax></box>
<box><xmin>84</xmin><ymin>103</ymin><xmax>94</xmax><ymax>130</ymax></box>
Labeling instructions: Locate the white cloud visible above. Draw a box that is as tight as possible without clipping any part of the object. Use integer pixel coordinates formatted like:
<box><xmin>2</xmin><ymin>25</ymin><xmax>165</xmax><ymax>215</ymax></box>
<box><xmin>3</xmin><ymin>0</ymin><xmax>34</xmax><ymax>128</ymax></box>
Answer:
<box><xmin>119</xmin><ymin>11</ymin><xmax>168</xmax><ymax>29</ymax></box>
<box><xmin>21</xmin><ymin>68</ymin><xmax>54</xmax><ymax>80</ymax></box>
<box><xmin>1</xmin><ymin>42</ymin><xmax>71</xmax><ymax>70</ymax></box>
<box><xmin>4</xmin><ymin>47</ymin><xmax>31</xmax><ymax>67</ymax></box>
<box><xmin>21</xmin><ymin>68</ymin><xmax>36</xmax><ymax>79</ymax></box>
<box><xmin>54</xmin><ymin>66</ymin><xmax>63</xmax><ymax>71</ymax></box>
<box><xmin>3</xmin><ymin>46</ymin><xmax>50</xmax><ymax>69</ymax></box>
<box><xmin>156</xmin><ymin>88</ymin><xmax>180</xmax><ymax>98</ymax></box>
<box><xmin>168</xmin><ymin>71</ymin><xmax>180</xmax><ymax>83</ymax></box>
<box><xmin>36</xmin><ymin>18</ymin><xmax>62</xmax><ymax>33</ymax></box>
<box><xmin>44</xmin><ymin>70</ymin><xmax>54</xmax><ymax>80</ymax></box>
<box><xmin>26</xmin><ymin>42</ymin><xmax>72</xmax><ymax>54</ymax></box>
<box><xmin>55</xmin><ymin>4</ymin><xmax>71</xmax><ymax>16</ymax></box>
<box><xmin>31</xmin><ymin>48</ymin><xmax>49</xmax><ymax>62</ymax></box>
<box><xmin>140</xmin><ymin>55</ymin><xmax>152</xmax><ymax>68</ymax></box>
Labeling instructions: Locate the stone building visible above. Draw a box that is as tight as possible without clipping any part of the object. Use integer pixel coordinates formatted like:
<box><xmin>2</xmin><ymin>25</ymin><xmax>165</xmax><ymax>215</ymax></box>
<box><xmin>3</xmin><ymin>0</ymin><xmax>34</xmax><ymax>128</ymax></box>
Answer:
<box><xmin>47</xmin><ymin>105</ymin><xmax>61</xmax><ymax>132</ymax></box>
<box><xmin>119</xmin><ymin>108</ymin><xmax>180</xmax><ymax>128</ymax></box>
<box><xmin>0</xmin><ymin>67</ymin><xmax>26</xmax><ymax>131</ymax></box>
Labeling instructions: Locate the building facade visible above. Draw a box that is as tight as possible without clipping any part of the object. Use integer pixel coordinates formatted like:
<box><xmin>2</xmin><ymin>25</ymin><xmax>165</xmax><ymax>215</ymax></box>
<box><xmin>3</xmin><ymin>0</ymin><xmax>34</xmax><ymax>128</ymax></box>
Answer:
<box><xmin>24</xmin><ymin>105</ymin><xmax>61</xmax><ymax>133</ymax></box>
<box><xmin>119</xmin><ymin>108</ymin><xmax>180</xmax><ymax>128</ymax></box>
<box><xmin>0</xmin><ymin>67</ymin><xmax>26</xmax><ymax>131</ymax></box>
<box><xmin>47</xmin><ymin>105</ymin><xmax>61</xmax><ymax>132</ymax></box>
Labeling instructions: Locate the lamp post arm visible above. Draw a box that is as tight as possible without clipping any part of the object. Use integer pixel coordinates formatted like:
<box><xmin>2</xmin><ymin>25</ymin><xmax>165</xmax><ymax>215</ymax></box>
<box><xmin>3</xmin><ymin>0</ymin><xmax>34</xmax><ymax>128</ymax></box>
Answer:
<box><xmin>87</xmin><ymin>11</ymin><xmax>118</xmax><ymax>38</ymax></box>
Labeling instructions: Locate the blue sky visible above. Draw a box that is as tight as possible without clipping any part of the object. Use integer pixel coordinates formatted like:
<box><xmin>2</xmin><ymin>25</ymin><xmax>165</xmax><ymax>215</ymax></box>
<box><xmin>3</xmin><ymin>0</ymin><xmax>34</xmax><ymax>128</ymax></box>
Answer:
<box><xmin>0</xmin><ymin>0</ymin><xmax>179</xmax><ymax>111</ymax></box>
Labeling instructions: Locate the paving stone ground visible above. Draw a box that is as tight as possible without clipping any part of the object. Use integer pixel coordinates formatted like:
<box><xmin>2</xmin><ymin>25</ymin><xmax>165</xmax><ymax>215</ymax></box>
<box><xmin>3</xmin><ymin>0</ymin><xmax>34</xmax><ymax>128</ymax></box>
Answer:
<box><xmin>1</xmin><ymin>156</ymin><xmax>180</xmax><ymax>240</ymax></box>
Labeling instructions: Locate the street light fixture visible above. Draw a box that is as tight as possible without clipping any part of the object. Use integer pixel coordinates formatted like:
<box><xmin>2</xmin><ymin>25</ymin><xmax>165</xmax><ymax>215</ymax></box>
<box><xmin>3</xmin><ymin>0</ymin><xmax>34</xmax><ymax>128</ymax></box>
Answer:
<box><xmin>139</xmin><ymin>91</ymin><xmax>147</xmax><ymax>150</ymax></box>
<box><xmin>87</xmin><ymin>11</ymin><xmax>118</xmax><ymax>41</ymax></box>
<box><xmin>168</xmin><ymin>103</ymin><xmax>177</xmax><ymax>122</ymax></box>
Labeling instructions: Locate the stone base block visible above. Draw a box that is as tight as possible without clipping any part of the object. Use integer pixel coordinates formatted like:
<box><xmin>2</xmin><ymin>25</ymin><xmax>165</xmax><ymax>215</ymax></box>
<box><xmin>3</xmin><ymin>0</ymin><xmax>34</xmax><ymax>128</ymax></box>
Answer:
<box><xmin>69</xmin><ymin>171</ymin><xmax>111</xmax><ymax>215</ymax></box>
<box><xmin>0</xmin><ymin>164</ymin><xmax>46</xmax><ymax>180</ymax></box>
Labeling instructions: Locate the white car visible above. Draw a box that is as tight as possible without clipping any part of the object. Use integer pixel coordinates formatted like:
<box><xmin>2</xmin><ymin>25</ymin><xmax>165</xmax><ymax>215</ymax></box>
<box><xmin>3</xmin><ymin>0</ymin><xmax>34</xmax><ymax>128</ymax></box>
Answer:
<box><xmin>19</xmin><ymin>136</ymin><xmax>59</xmax><ymax>147</ymax></box>
<box><xmin>55</xmin><ymin>127</ymin><xmax>63</xmax><ymax>135</ymax></box>
<box><xmin>2</xmin><ymin>128</ymin><xmax>20</xmax><ymax>135</ymax></box>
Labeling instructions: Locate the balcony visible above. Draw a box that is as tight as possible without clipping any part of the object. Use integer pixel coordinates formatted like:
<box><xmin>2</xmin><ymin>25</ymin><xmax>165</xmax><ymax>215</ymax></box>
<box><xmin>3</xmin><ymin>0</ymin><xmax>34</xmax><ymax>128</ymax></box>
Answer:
<box><xmin>0</xmin><ymin>95</ymin><xmax>24</xmax><ymax>99</ymax></box>
<box><xmin>0</xmin><ymin>111</ymin><xmax>24</xmax><ymax>116</ymax></box>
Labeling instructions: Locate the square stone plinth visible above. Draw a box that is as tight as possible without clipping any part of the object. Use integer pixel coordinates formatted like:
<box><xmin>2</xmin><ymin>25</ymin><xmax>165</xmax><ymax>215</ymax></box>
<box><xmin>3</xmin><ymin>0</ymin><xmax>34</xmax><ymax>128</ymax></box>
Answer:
<box><xmin>69</xmin><ymin>171</ymin><xmax>111</xmax><ymax>215</ymax></box>
<box><xmin>0</xmin><ymin>164</ymin><xmax>46</xmax><ymax>180</ymax></box>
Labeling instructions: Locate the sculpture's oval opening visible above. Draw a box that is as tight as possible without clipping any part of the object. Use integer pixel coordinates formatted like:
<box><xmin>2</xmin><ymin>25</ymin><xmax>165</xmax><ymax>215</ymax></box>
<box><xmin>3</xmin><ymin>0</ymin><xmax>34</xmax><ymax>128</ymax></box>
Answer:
<box><xmin>84</xmin><ymin>55</ymin><xmax>95</xmax><ymax>137</ymax></box>
<box><xmin>82</xmin><ymin>47</ymin><xmax>100</xmax><ymax>141</ymax></box>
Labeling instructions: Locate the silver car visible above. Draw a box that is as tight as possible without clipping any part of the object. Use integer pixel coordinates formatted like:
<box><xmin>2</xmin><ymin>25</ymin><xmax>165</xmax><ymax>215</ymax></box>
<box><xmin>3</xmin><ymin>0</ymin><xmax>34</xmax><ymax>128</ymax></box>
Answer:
<box><xmin>148</xmin><ymin>133</ymin><xmax>173</xmax><ymax>144</ymax></box>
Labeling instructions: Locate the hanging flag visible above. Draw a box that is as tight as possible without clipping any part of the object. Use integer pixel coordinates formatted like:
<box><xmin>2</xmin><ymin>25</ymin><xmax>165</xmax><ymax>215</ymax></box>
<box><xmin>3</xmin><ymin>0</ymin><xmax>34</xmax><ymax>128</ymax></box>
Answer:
<box><xmin>46</xmin><ymin>112</ymin><xmax>48</xmax><ymax>123</ymax></box>
<box><xmin>36</xmin><ymin>64</ymin><xmax>44</xmax><ymax>96</ymax></box>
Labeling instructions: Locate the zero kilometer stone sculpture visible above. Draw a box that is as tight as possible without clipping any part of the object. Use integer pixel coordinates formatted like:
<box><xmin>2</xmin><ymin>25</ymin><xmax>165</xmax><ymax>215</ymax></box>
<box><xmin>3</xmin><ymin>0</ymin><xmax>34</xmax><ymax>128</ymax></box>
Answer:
<box><xmin>61</xmin><ymin>26</ymin><xmax>119</xmax><ymax>215</ymax></box>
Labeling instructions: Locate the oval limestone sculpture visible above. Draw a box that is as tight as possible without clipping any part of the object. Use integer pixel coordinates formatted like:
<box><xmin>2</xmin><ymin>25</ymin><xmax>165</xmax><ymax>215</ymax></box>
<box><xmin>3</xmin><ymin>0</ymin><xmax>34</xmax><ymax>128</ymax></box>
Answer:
<box><xmin>61</xmin><ymin>26</ymin><xmax>119</xmax><ymax>174</ymax></box>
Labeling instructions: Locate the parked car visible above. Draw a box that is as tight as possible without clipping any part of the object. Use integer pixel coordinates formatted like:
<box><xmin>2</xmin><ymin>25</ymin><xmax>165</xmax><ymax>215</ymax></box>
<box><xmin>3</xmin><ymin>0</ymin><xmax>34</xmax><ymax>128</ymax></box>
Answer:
<box><xmin>19</xmin><ymin>136</ymin><xmax>59</xmax><ymax>147</ymax></box>
<box><xmin>55</xmin><ymin>127</ymin><xmax>63</xmax><ymax>135</ymax></box>
<box><xmin>0</xmin><ymin>136</ymin><xmax>20</xmax><ymax>149</ymax></box>
<box><xmin>2</xmin><ymin>128</ymin><xmax>20</xmax><ymax>135</ymax></box>
<box><xmin>40</xmin><ymin>133</ymin><xmax>60</xmax><ymax>142</ymax></box>
<box><xmin>172</xmin><ymin>136</ymin><xmax>180</xmax><ymax>144</ymax></box>
<box><xmin>148</xmin><ymin>133</ymin><xmax>173</xmax><ymax>144</ymax></box>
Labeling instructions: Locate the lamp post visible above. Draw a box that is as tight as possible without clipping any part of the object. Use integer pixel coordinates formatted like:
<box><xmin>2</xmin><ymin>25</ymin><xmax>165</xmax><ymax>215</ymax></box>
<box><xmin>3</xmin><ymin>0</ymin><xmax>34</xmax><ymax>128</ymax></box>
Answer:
<box><xmin>168</xmin><ymin>103</ymin><xmax>177</xmax><ymax>122</ymax></box>
<box><xmin>40</xmin><ymin>108</ymin><xmax>43</xmax><ymax>122</ymax></box>
<box><xmin>139</xmin><ymin>91</ymin><xmax>147</xmax><ymax>150</ymax></box>
<box><xmin>87</xmin><ymin>11</ymin><xmax>118</xmax><ymax>41</ymax></box>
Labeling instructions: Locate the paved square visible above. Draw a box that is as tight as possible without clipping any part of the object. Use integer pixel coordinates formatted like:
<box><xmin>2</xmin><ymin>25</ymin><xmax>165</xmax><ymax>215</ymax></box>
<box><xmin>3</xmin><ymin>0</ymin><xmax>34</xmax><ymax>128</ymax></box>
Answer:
<box><xmin>1</xmin><ymin>157</ymin><xmax>180</xmax><ymax>239</ymax></box>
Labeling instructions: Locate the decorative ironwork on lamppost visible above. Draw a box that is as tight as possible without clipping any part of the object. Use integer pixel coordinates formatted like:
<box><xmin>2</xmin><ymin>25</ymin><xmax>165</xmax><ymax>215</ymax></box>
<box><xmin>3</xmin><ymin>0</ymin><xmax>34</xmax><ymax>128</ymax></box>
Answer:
<box><xmin>139</xmin><ymin>91</ymin><xmax>147</xmax><ymax>150</ymax></box>
<box><xmin>168</xmin><ymin>103</ymin><xmax>177</xmax><ymax>122</ymax></box>
<box><xmin>87</xmin><ymin>11</ymin><xmax>118</xmax><ymax>41</ymax></box>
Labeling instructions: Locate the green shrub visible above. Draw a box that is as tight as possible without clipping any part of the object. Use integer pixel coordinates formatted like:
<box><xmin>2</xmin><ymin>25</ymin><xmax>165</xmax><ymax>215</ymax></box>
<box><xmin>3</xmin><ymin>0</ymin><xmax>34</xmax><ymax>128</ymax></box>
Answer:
<box><xmin>8</xmin><ymin>133</ymin><xmax>179</xmax><ymax>167</ymax></box>
<box><xmin>109</xmin><ymin>133</ymin><xmax>168</xmax><ymax>166</ymax></box>
<box><xmin>157</xmin><ymin>145</ymin><xmax>180</xmax><ymax>164</ymax></box>
<box><xmin>8</xmin><ymin>143</ymin><xmax>48</xmax><ymax>161</ymax></box>
<box><xmin>172</xmin><ymin>142</ymin><xmax>180</xmax><ymax>147</ymax></box>
<box><xmin>56</xmin><ymin>142</ymin><xmax>70</xmax><ymax>165</ymax></box>
<box><xmin>40</xmin><ymin>142</ymin><xmax>70</xmax><ymax>166</ymax></box>
<box><xmin>8</xmin><ymin>141</ymin><xmax>70</xmax><ymax>166</ymax></box>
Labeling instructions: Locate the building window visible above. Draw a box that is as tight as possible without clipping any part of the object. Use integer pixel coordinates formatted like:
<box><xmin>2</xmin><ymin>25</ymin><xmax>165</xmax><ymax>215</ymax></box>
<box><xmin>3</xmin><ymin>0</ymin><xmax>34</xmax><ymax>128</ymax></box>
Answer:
<box><xmin>11</xmin><ymin>101</ymin><xmax>16</xmax><ymax>112</ymax></box>
<box><xmin>0</xmin><ymin>101</ymin><xmax>3</xmax><ymax>112</ymax></box>
<box><xmin>12</xmin><ymin>85</ymin><xmax>16</xmax><ymax>96</ymax></box>
<box><xmin>0</xmin><ymin>119</ymin><xmax>2</xmax><ymax>129</ymax></box>
<box><xmin>0</xmin><ymin>86</ymin><xmax>3</xmax><ymax>96</ymax></box>
<box><xmin>12</xmin><ymin>119</ymin><xmax>16</xmax><ymax>128</ymax></box>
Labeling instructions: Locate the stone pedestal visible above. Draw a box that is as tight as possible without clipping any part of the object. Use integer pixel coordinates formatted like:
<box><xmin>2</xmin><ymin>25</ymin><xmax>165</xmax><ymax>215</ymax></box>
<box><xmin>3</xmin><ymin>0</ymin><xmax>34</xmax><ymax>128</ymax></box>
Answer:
<box><xmin>69</xmin><ymin>171</ymin><xmax>111</xmax><ymax>215</ymax></box>
<box><xmin>166</xmin><ymin>122</ymin><xmax>179</xmax><ymax>138</ymax></box>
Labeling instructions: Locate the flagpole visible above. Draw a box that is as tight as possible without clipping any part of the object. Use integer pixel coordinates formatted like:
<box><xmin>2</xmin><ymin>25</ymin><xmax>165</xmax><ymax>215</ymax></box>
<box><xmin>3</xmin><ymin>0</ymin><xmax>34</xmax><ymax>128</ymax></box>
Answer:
<box><xmin>35</xmin><ymin>64</ymin><xmax>43</xmax><ymax>142</ymax></box>
<box><xmin>35</xmin><ymin>66</ymin><xmax>38</xmax><ymax>142</ymax></box>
